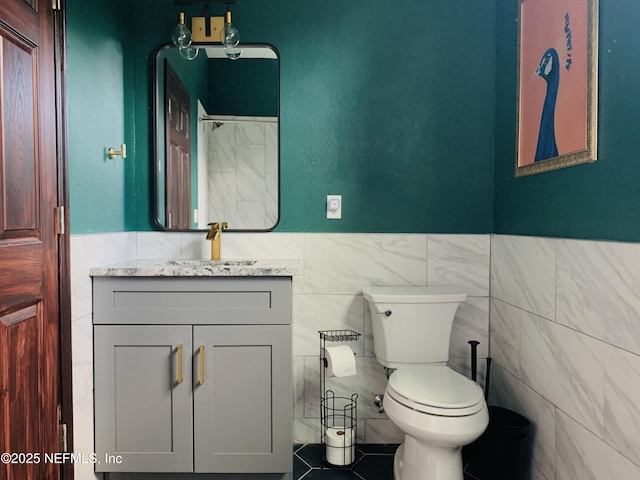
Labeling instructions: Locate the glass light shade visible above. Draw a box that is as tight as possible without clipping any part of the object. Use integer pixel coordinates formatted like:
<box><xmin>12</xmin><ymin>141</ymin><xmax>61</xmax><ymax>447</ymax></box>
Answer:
<box><xmin>172</xmin><ymin>11</ymin><xmax>192</xmax><ymax>49</ymax></box>
<box><xmin>224</xmin><ymin>45</ymin><xmax>242</xmax><ymax>60</ymax></box>
<box><xmin>179</xmin><ymin>46</ymin><xmax>200</xmax><ymax>60</ymax></box>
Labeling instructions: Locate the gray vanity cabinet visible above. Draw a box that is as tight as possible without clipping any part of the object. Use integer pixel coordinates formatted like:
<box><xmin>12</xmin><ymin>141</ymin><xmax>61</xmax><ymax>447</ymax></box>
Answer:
<box><xmin>92</xmin><ymin>276</ymin><xmax>292</xmax><ymax>474</ymax></box>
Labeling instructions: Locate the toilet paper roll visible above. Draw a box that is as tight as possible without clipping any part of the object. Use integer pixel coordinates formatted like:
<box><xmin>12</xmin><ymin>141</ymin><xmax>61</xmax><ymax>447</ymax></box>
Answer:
<box><xmin>324</xmin><ymin>345</ymin><xmax>357</xmax><ymax>378</ymax></box>
<box><xmin>325</xmin><ymin>427</ymin><xmax>355</xmax><ymax>466</ymax></box>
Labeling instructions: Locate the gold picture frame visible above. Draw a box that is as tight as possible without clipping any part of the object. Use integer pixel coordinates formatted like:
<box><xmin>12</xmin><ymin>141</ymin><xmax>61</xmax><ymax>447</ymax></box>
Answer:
<box><xmin>515</xmin><ymin>0</ymin><xmax>598</xmax><ymax>177</ymax></box>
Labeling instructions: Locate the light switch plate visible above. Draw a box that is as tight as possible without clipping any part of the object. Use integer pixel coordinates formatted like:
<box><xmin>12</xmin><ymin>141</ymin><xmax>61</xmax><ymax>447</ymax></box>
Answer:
<box><xmin>327</xmin><ymin>195</ymin><xmax>342</xmax><ymax>219</ymax></box>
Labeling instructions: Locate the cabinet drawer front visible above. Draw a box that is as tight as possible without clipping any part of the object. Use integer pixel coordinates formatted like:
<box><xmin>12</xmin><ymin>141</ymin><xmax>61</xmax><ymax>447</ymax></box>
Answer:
<box><xmin>93</xmin><ymin>277</ymin><xmax>292</xmax><ymax>325</ymax></box>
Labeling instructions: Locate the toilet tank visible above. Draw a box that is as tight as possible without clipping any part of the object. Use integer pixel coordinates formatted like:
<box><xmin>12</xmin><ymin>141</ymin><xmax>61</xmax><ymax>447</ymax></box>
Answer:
<box><xmin>362</xmin><ymin>286</ymin><xmax>467</xmax><ymax>368</ymax></box>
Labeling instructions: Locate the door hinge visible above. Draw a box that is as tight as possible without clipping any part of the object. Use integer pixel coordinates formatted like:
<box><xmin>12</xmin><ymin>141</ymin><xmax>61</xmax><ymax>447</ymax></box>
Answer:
<box><xmin>58</xmin><ymin>405</ymin><xmax>68</xmax><ymax>452</ymax></box>
<box><xmin>60</xmin><ymin>423</ymin><xmax>68</xmax><ymax>452</ymax></box>
<box><xmin>52</xmin><ymin>0</ymin><xmax>61</xmax><ymax>10</ymax></box>
<box><xmin>55</xmin><ymin>206</ymin><xmax>65</xmax><ymax>235</ymax></box>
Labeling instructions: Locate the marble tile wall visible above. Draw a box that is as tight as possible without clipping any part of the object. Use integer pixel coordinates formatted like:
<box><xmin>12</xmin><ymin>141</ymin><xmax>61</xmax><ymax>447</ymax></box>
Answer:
<box><xmin>70</xmin><ymin>231</ymin><xmax>490</xmax><ymax>478</ymax></box>
<box><xmin>490</xmin><ymin>235</ymin><xmax>640</xmax><ymax>480</ymax></box>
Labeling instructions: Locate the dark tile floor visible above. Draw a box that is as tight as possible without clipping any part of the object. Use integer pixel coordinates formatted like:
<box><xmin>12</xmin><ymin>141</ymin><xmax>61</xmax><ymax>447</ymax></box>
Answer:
<box><xmin>293</xmin><ymin>444</ymin><xmax>482</xmax><ymax>480</ymax></box>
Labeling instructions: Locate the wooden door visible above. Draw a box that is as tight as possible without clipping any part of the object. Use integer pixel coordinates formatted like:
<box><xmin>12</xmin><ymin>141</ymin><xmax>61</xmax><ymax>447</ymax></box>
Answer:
<box><xmin>165</xmin><ymin>61</ymin><xmax>191</xmax><ymax>229</ymax></box>
<box><xmin>0</xmin><ymin>1</ymin><xmax>64</xmax><ymax>480</ymax></box>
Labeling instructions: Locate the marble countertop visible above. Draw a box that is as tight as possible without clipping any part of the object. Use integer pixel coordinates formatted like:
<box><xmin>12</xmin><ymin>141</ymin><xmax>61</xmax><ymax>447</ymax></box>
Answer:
<box><xmin>89</xmin><ymin>258</ymin><xmax>301</xmax><ymax>277</ymax></box>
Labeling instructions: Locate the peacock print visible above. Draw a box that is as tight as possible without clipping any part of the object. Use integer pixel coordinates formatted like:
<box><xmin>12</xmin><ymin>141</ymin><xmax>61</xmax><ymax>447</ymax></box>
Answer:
<box><xmin>534</xmin><ymin>48</ymin><xmax>560</xmax><ymax>162</ymax></box>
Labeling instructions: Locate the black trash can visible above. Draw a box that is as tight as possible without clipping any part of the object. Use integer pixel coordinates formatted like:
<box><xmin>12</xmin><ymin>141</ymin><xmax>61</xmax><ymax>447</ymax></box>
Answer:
<box><xmin>463</xmin><ymin>406</ymin><xmax>532</xmax><ymax>479</ymax></box>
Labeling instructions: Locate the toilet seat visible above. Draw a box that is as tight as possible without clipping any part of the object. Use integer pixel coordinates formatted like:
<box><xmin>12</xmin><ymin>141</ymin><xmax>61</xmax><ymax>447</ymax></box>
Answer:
<box><xmin>387</xmin><ymin>365</ymin><xmax>485</xmax><ymax>417</ymax></box>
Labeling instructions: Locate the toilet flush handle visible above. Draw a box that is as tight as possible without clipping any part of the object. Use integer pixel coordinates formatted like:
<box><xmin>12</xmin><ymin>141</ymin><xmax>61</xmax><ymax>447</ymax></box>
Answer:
<box><xmin>374</xmin><ymin>394</ymin><xmax>385</xmax><ymax>414</ymax></box>
<box><xmin>384</xmin><ymin>310</ymin><xmax>392</xmax><ymax>317</ymax></box>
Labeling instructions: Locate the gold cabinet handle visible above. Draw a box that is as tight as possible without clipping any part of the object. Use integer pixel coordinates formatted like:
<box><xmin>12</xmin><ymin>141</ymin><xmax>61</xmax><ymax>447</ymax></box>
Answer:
<box><xmin>198</xmin><ymin>345</ymin><xmax>205</xmax><ymax>385</ymax></box>
<box><xmin>176</xmin><ymin>344</ymin><xmax>184</xmax><ymax>384</ymax></box>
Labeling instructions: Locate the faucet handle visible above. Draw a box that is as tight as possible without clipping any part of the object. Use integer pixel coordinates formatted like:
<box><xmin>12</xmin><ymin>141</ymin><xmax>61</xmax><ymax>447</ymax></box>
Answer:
<box><xmin>206</xmin><ymin>222</ymin><xmax>228</xmax><ymax>240</ymax></box>
<box><xmin>207</xmin><ymin>221</ymin><xmax>228</xmax><ymax>230</ymax></box>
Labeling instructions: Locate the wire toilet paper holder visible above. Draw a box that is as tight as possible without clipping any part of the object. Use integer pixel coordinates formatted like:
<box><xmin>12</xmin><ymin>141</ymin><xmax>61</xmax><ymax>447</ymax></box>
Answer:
<box><xmin>319</xmin><ymin>330</ymin><xmax>361</xmax><ymax>467</ymax></box>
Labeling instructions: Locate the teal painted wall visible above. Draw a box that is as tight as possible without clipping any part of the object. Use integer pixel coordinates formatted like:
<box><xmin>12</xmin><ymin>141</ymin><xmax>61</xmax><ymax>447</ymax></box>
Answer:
<box><xmin>67</xmin><ymin>0</ymin><xmax>136</xmax><ymax>233</ymax></box>
<box><xmin>208</xmin><ymin>58</ymin><xmax>278</xmax><ymax>117</ymax></box>
<box><xmin>493</xmin><ymin>0</ymin><xmax>640</xmax><ymax>241</ymax></box>
<box><xmin>69</xmin><ymin>0</ymin><xmax>640</xmax><ymax>240</ymax></box>
<box><xmin>273</xmin><ymin>1</ymin><xmax>496</xmax><ymax>233</ymax></box>
<box><xmin>66</xmin><ymin>0</ymin><xmax>495</xmax><ymax>234</ymax></box>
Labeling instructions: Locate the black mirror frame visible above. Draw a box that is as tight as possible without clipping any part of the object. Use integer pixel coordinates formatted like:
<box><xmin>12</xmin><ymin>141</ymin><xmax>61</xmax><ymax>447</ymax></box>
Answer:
<box><xmin>151</xmin><ymin>42</ymin><xmax>281</xmax><ymax>232</ymax></box>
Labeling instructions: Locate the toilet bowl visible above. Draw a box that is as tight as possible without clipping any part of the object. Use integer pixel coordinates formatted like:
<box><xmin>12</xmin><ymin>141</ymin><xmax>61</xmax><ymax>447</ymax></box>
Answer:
<box><xmin>384</xmin><ymin>365</ymin><xmax>488</xmax><ymax>480</ymax></box>
<box><xmin>362</xmin><ymin>286</ymin><xmax>489</xmax><ymax>480</ymax></box>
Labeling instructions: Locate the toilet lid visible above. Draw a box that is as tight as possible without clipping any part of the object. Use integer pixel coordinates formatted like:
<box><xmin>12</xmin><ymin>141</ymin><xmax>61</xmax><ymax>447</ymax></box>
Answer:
<box><xmin>387</xmin><ymin>366</ymin><xmax>484</xmax><ymax>410</ymax></box>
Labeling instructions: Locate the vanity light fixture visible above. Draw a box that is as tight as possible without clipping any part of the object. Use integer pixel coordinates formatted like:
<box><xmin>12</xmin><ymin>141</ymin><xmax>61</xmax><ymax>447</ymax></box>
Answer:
<box><xmin>172</xmin><ymin>0</ymin><xmax>241</xmax><ymax>60</ymax></box>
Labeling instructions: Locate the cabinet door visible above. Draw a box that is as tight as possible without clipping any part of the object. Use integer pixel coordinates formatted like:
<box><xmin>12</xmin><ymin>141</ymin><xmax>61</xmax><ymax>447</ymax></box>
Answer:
<box><xmin>193</xmin><ymin>325</ymin><xmax>292</xmax><ymax>473</ymax></box>
<box><xmin>94</xmin><ymin>325</ymin><xmax>193</xmax><ymax>472</ymax></box>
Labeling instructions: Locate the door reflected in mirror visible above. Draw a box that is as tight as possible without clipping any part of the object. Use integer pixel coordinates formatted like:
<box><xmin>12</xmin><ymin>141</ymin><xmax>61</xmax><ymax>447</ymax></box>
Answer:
<box><xmin>154</xmin><ymin>44</ymin><xmax>280</xmax><ymax>231</ymax></box>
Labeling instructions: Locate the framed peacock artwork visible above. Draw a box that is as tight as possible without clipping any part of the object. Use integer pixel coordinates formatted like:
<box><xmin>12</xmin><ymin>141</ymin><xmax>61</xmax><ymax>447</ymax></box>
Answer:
<box><xmin>515</xmin><ymin>0</ymin><xmax>598</xmax><ymax>177</ymax></box>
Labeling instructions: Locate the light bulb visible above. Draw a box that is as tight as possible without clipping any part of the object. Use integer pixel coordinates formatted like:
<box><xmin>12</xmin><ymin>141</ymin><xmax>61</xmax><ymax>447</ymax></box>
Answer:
<box><xmin>172</xmin><ymin>11</ymin><xmax>192</xmax><ymax>49</ymax></box>
<box><xmin>179</xmin><ymin>45</ymin><xmax>200</xmax><ymax>61</ymax></box>
<box><xmin>221</xmin><ymin>10</ymin><xmax>240</xmax><ymax>48</ymax></box>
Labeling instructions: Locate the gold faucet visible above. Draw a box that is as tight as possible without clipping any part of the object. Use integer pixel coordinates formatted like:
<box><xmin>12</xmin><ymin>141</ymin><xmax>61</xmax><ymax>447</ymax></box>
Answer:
<box><xmin>206</xmin><ymin>222</ymin><xmax>228</xmax><ymax>260</ymax></box>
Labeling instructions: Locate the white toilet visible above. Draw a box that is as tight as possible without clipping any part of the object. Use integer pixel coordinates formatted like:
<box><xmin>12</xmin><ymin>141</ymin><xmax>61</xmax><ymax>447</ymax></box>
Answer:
<box><xmin>362</xmin><ymin>286</ymin><xmax>488</xmax><ymax>480</ymax></box>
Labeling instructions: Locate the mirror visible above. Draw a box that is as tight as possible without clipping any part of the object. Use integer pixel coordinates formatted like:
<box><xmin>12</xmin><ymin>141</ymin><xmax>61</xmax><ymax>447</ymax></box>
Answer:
<box><xmin>153</xmin><ymin>43</ymin><xmax>280</xmax><ymax>231</ymax></box>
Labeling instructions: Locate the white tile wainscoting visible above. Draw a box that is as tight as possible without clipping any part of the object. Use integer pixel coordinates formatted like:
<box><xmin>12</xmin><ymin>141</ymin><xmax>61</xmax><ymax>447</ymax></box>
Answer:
<box><xmin>71</xmin><ymin>232</ymin><xmax>640</xmax><ymax>479</ymax></box>
<box><xmin>490</xmin><ymin>235</ymin><xmax>640</xmax><ymax>480</ymax></box>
